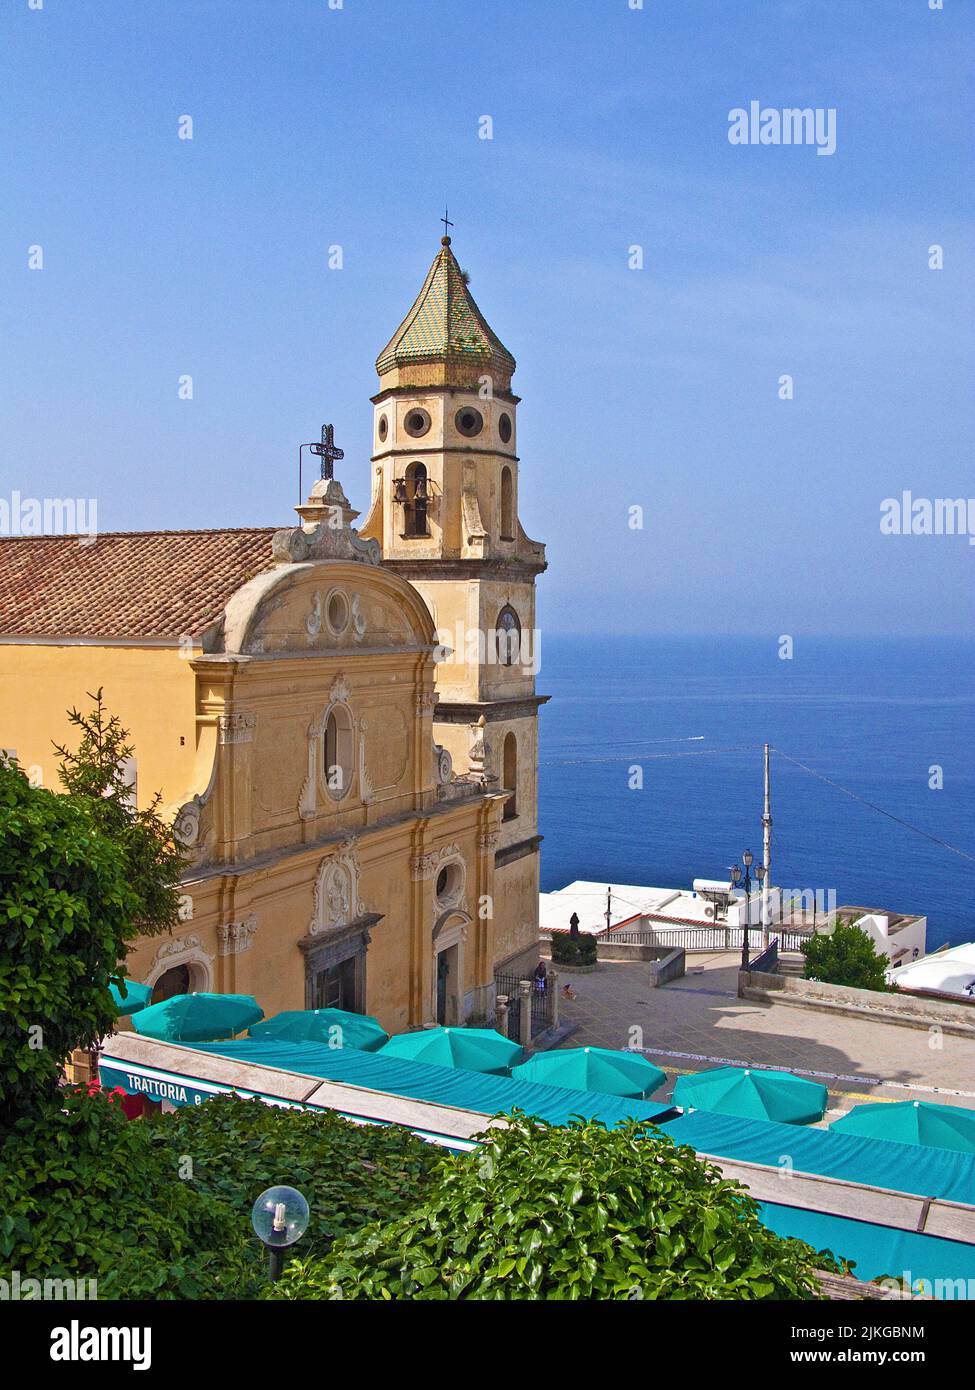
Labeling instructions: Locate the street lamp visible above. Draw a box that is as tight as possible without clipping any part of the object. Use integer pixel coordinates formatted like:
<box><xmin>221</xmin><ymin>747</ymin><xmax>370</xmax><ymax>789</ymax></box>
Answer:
<box><xmin>251</xmin><ymin>1185</ymin><xmax>310</xmax><ymax>1283</ymax></box>
<box><xmin>730</xmin><ymin>852</ymin><xmax>766</xmax><ymax>970</ymax></box>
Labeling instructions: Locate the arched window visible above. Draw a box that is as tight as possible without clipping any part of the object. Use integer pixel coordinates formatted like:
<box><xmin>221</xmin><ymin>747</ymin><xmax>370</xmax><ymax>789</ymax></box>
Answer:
<box><xmin>502</xmin><ymin>732</ymin><xmax>518</xmax><ymax>820</ymax></box>
<box><xmin>496</xmin><ymin>605</ymin><xmax>521</xmax><ymax>666</ymax></box>
<box><xmin>404</xmin><ymin>461</ymin><xmax>428</xmax><ymax>537</ymax></box>
<box><xmin>323</xmin><ymin>705</ymin><xmax>354</xmax><ymax>802</ymax></box>
<box><xmin>151</xmin><ymin>964</ymin><xmax>190</xmax><ymax>1004</ymax></box>
<box><xmin>500</xmin><ymin>466</ymin><xmax>514</xmax><ymax>540</ymax></box>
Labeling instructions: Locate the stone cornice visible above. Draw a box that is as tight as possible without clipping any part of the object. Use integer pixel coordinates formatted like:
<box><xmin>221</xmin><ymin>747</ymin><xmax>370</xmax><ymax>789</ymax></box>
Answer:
<box><xmin>381</xmin><ymin>558</ymin><xmax>546</xmax><ymax>581</ymax></box>
<box><xmin>494</xmin><ymin>834</ymin><xmax>543</xmax><ymax>869</ymax></box>
<box><xmin>433</xmin><ymin>696</ymin><xmax>551</xmax><ymax>723</ymax></box>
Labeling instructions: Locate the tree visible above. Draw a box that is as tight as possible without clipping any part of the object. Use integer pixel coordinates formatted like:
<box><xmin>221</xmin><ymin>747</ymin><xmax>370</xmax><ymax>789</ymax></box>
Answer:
<box><xmin>271</xmin><ymin>1113</ymin><xmax>828</xmax><ymax>1300</ymax></box>
<box><xmin>0</xmin><ymin>692</ymin><xmax>185</xmax><ymax>1125</ymax></box>
<box><xmin>53</xmin><ymin>688</ymin><xmax>185</xmax><ymax>936</ymax></box>
<box><xmin>802</xmin><ymin>922</ymin><xmax>890</xmax><ymax>992</ymax></box>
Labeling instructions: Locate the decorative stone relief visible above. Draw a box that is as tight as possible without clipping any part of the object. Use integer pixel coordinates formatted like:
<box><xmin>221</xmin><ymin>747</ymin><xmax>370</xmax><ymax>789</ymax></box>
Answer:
<box><xmin>434</xmin><ymin>744</ymin><xmax>453</xmax><ymax>785</ymax></box>
<box><xmin>218</xmin><ymin>712</ymin><xmax>256</xmax><ymax>745</ymax></box>
<box><xmin>298</xmin><ymin>716</ymin><xmax>319</xmax><ymax>821</ymax></box>
<box><xmin>172</xmin><ymin>770</ymin><xmax>216</xmax><ymax>868</ymax></box>
<box><xmin>330</xmin><ymin>673</ymin><xmax>351</xmax><ymax>705</ymax></box>
<box><xmin>351</xmin><ymin>593</ymin><xmax>366</xmax><ymax>638</ymax></box>
<box><xmin>311</xmin><ymin>840</ymin><xmax>368</xmax><ymax>935</ymax></box>
<box><xmin>358</xmin><ymin>722</ymin><xmax>375</xmax><ymax>805</ymax></box>
<box><xmin>468</xmin><ymin>715</ymin><xmax>491</xmax><ymax>780</ymax></box>
<box><xmin>411</xmin><ymin>842</ymin><xmax>462</xmax><ymax>881</ymax></box>
<box><xmin>217</xmin><ymin>915</ymin><xmax>258</xmax><ymax>956</ymax></box>
<box><xmin>150</xmin><ymin>933</ymin><xmax>212</xmax><ymax>970</ymax></box>
<box><xmin>306</xmin><ymin>592</ymin><xmax>323</xmax><ymax>636</ymax></box>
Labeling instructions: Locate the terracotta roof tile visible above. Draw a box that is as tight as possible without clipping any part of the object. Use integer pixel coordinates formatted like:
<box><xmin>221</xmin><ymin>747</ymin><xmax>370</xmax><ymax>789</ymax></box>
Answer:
<box><xmin>0</xmin><ymin>529</ymin><xmax>277</xmax><ymax>640</ymax></box>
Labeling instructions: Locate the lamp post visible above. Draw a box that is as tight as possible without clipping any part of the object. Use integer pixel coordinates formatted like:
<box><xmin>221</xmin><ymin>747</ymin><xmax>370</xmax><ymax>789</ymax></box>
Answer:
<box><xmin>730</xmin><ymin>850</ymin><xmax>767</xmax><ymax>971</ymax></box>
<box><xmin>251</xmin><ymin>1185</ymin><xmax>310</xmax><ymax>1283</ymax></box>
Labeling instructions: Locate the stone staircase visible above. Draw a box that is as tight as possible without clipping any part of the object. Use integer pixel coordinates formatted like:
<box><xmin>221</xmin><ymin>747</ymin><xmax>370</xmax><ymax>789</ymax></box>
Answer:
<box><xmin>776</xmin><ymin>951</ymin><xmax>806</xmax><ymax>978</ymax></box>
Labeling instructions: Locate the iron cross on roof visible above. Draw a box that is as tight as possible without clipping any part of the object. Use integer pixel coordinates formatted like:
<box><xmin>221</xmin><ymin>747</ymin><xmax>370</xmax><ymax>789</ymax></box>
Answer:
<box><xmin>441</xmin><ymin>207</ymin><xmax>454</xmax><ymax>236</ymax></box>
<box><xmin>310</xmin><ymin>423</ymin><xmax>344</xmax><ymax>480</ymax></box>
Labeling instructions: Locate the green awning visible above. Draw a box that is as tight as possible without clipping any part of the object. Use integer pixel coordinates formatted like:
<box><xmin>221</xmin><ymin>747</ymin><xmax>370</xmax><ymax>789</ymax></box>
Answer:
<box><xmin>830</xmin><ymin>1100</ymin><xmax>975</xmax><ymax>1154</ymax></box>
<box><xmin>378</xmin><ymin>1026</ymin><xmax>522</xmax><ymax>1074</ymax></box>
<box><xmin>673</xmin><ymin>1066</ymin><xmax>828</xmax><ymax>1125</ymax></box>
<box><xmin>133</xmin><ymin>992</ymin><xmax>263</xmax><ymax>1042</ymax></box>
<box><xmin>109</xmin><ymin>978</ymin><xmax>153</xmax><ymax>1016</ymax></box>
<box><xmin>511</xmin><ymin>1047</ymin><xmax>666</xmax><ymax>1099</ymax></box>
<box><xmin>249</xmin><ymin>1008</ymin><xmax>388</xmax><ymax>1052</ymax></box>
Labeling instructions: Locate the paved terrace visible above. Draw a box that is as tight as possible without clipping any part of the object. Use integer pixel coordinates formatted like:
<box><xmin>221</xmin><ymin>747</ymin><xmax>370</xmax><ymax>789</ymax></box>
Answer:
<box><xmin>550</xmin><ymin>953</ymin><xmax>975</xmax><ymax>1121</ymax></box>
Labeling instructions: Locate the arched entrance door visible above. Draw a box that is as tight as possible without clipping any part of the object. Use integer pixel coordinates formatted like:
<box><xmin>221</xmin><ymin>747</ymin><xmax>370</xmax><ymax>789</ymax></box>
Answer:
<box><xmin>431</xmin><ymin>911</ymin><xmax>471</xmax><ymax>1027</ymax></box>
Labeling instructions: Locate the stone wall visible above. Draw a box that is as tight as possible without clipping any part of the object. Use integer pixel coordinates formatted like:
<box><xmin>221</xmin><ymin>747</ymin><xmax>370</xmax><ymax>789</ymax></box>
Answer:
<box><xmin>740</xmin><ymin>968</ymin><xmax>975</xmax><ymax>1038</ymax></box>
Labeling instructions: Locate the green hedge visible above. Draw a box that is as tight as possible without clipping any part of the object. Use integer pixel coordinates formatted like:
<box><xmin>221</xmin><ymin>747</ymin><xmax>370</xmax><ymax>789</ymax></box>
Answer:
<box><xmin>0</xmin><ymin>1088</ymin><xmax>442</xmax><ymax>1299</ymax></box>
<box><xmin>550</xmin><ymin>933</ymin><xmax>597</xmax><ymax>967</ymax></box>
<box><xmin>271</xmin><ymin>1112</ymin><xmax>832</xmax><ymax>1301</ymax></box>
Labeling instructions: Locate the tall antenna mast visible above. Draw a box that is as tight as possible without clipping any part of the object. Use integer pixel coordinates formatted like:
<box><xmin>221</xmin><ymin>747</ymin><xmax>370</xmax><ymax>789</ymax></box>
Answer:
<box><xmin>761</xmin><ymin>742</ymin><xmax>772</xmax><ymax>949</ymax></box>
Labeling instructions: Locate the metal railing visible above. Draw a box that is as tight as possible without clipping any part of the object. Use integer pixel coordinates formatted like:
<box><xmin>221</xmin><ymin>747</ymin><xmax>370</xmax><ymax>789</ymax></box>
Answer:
<box><xmin>494</xmin><ymin>971</ymin><xmax>554</xmax><ymax>1044</ymax></box>
<box><xmin>747</xmin><ymin>938</ymin><xmax>780</xmax><ymax>974</ymax></box>
<box><xmin>606</xmin><ymin>924</ymin><xmax>812</xmax><ymax>953</ymax></box>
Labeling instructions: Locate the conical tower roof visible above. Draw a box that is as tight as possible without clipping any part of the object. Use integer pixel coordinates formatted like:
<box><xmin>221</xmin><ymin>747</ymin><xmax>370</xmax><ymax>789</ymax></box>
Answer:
<box><xmin>376</xmin><ymin>236</ymin><xmax>516</xmax><ymax>389</ymax></box>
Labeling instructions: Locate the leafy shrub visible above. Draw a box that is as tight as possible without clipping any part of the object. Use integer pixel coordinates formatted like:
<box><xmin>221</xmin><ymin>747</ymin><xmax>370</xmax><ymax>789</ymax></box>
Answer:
<box><xmin>0</xmin><ymin>1089</ymin><xmax>443</xmax><ymax>1299</ymax></box>
<box><xmin>151</xmin><ymin>1093</ymin><xmax>443</xmax><ymax>1261</ymax></box>
<box><xmin>802</xmin><ymin>923</ymin><xmax>890</xmax><ymax>992</ymax></box>
<box><xmin>0</xmin><ymin>1088</ymin><xmax>251</xmax><ymax>1299</ymax></box>
<box><xmin>551</xmin><ymin>933</ymin><xmax>597</xmax><ymax>967</ymax></box>
<box><xmin>271</xmin><ymin>1113</ymin><xmax>826</xmax><ymax>1300</ymax></box>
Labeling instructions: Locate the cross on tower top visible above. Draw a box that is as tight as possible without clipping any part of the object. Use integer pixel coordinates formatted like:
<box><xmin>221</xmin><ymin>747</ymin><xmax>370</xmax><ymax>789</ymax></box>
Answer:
<box><xmin>440</xmin><ymin>206</ymin><xmax>454</xmax><ymax>241</ymax></box>
<box><xmin>310</xmin><ymin>423</ymin><xmax>344</xmax><ymax>480</ymax></box>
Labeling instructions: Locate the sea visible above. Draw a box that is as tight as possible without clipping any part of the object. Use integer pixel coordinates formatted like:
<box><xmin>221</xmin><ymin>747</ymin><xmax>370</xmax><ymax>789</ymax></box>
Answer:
<box><xmin>536</xmin><ymin>635</ymin><xmax>975</xmax><ymax>951</ymax></box>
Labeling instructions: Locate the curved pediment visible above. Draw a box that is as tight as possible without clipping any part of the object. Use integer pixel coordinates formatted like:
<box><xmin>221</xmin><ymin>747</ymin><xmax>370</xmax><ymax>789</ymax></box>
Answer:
<box><xmin>215</xmin><ymin>560</ymin><xmax>437</xmax><ymax>656</ymax></box>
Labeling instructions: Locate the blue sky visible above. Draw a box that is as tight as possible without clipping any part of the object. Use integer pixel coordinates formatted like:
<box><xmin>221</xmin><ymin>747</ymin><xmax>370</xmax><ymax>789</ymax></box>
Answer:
<box><xmin>1</xmin><ymin>0</ymin><xmax>972</xmax><ymax>635</ymax></box>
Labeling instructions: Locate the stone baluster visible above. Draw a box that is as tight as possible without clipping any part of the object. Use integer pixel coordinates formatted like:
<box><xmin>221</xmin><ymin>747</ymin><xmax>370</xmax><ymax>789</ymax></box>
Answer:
<box><xmin>518</xmin><ymin>980</ymin><xmax>532</xmax><ymax>1047</ymax></box>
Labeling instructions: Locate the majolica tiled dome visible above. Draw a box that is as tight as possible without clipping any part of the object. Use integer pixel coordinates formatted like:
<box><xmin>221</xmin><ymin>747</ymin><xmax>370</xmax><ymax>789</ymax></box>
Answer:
<box><xmin>376</xmin><ymin>237</ymin><xmax>516</xmax><ymax>389</ymax></box>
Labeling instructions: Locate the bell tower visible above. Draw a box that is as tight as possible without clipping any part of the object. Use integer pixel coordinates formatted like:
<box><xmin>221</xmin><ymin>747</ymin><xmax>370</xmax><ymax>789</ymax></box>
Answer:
<box><xmin>359</xmin><ymin>233</ymin><xmax>547</xmax><ymax>966</ymax></box>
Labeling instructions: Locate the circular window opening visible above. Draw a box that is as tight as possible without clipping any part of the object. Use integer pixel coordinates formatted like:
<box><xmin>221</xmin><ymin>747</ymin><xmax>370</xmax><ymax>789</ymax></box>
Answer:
<box><xmin>498</xmin><ymin>412</ymin><xmax>512</xmax><ymax>444</ymax></box>
<box><xmin>377</xmin><ymin>415</ymin><xmax>388</xmax><ymax>442</ymax></box>
<box><xmin>455</xmin><ymin>406</ymin><xmax>483</xmax><ymax>438</ymax></box>
<box><xmin>435</xmin><ymin>861</ymin><xmax>464</xmax><ymax>904</ymax></box>
<box><xmin>404</xmin><ymin>408</ymin><xmax>431</xmax><ymax>438</ymax></box>
<box><xmin>326</xmin><ymin>589</ymin><xmax>350</xmax><ymax>635</ymax></box>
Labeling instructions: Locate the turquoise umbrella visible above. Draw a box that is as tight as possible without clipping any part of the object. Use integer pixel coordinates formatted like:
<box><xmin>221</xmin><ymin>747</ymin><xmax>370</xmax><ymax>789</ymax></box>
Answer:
<box><xmin>510</xmin><ymin>1047</ymin><xmax>666</xmax><ymax>1099</ymax></box>
<box><xmin>133</xmin><ymin>992</ymin><xmax>263</xmax><ymax>1042</ymax></box>
<box><xmin>379</xmin><ymin>1026</ymin><xmax>522</xmax><ymax>1074</ymax></box>
<box><xmin>249</xmin><ymin>1008</ymin><xmax>388</xmax><ymax>1052</ymax></box>
<box><xmin>673</xmin><ymin>1066</ymin><xmax>828</xmax><ymax>1125</ymax></box>
<box><xmin>830</xmin><ymin>1100</ymin><xmax>975</xmax><ymax>1154</ymax></box>
<box><xmin>109</xmin><ymin>978</ymin><xmax>153</xmax><ymax>1016</ymax></box>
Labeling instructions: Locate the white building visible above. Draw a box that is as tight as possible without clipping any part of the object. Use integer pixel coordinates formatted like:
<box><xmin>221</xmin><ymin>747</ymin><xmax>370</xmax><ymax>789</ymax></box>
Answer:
<box><xmin>887</xmin><ymin>940</ymin><xmax>975</xmax><ymax>998</ymax></box>
<box><xmin>539</xmin><ymin>881</ymin><xmax>927</xmax><ymax>963</ymax></box>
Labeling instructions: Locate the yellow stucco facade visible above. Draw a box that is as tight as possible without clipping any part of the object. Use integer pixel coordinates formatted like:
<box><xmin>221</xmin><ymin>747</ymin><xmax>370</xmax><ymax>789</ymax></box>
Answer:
<box><xmin>0</xmin><ymin>235</ymin><xmax>546</xmax><ymax>1032</ymax></box>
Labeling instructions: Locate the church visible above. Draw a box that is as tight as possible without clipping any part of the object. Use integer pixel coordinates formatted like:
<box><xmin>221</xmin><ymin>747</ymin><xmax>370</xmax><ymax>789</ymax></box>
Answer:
<box><xmin>0</xmin><ymin>235</ymin><xmax>547</xmax><ymax>1033</ymax></box>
